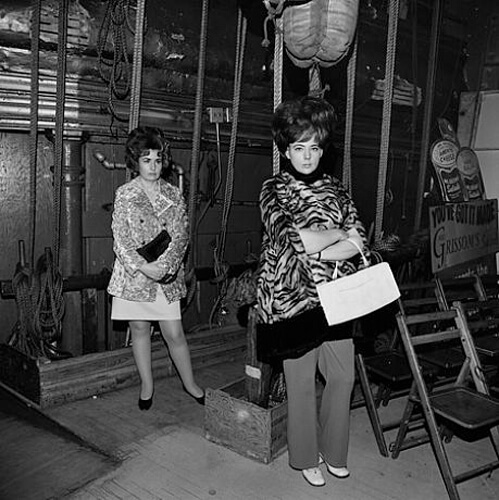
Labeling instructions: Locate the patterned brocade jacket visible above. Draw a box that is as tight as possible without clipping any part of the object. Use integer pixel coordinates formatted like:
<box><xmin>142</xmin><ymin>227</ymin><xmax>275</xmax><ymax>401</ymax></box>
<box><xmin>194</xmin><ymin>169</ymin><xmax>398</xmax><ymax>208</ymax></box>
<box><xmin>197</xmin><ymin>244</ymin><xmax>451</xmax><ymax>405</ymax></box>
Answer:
<box><xmin>107</xmin><ymin>176</ymin><xmax>188</xmax><ymax>303</ymax></box>
<box><xmin>257</xmin><ymin>171</ymin><xmax>370</xmax><ymax>324</ymax></box>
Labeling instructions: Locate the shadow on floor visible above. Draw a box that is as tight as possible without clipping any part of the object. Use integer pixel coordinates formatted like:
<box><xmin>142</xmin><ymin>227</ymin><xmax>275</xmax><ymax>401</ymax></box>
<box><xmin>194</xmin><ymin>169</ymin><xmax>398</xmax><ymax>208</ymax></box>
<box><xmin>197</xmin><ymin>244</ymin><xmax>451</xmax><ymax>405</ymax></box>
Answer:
<box><xmin>0</xmin><ymin>385</ymin><xmax>119</xmax><ymax>500</ymax></box>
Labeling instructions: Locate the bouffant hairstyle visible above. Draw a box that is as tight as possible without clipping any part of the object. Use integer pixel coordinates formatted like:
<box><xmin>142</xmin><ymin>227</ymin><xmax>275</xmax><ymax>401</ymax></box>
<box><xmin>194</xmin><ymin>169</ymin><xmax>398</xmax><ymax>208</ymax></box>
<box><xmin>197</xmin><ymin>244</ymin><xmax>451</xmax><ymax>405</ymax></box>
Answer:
<box><xmin>271</xmin><ymin>96</ymin><xmax>336</xmax><ymax>155</ymax></box>
<box><xmin>125</xmin><ymin>126</ymin><xmax>173</xmax><ymax>174</ymax></box>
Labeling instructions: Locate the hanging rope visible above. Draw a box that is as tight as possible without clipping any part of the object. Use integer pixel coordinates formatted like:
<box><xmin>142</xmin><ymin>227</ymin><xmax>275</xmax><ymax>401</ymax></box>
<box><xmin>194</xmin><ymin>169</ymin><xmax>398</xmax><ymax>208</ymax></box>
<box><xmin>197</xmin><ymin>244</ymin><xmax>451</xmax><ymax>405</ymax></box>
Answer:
<box><xmin>97</xmin><ymin>0</ymin><xmax>135</xmax><ymax>125</ymax></box>
<box><xmin>28</xmin><ymin>0</ymin><xmax>41</xmax><ymax>269</ymax></box>
<box><xmin>128</xmin><ymin>0</ymin><xmax>146</xmax><ymax>133</ymax></box>
<box><xmin>187</xmin><ymin>0</ymin><xmax>209</xmax><ymax>271</ymax></box>
<box><xmin>262</xmin><ymin>1</ymin><xmax>284</xmax><ymax>173</ymax></box>
<box><xmin>216</xmin><ymin>9</ymin><xmax>247</xmax><ymax>263</ymax></box>
<box><xmin>342</xmin><ymin>36</ymin><xmax>358</xmax><ymax>194</ymax></box>
<box><xmin>308</xmin><ymin>63</ymin><xmax>322</xmax><ymax>96</ymax></box>
<box><xmin>52</xmin><ymin>0</ymin><xmax>69</xmax><ymax>266</ymax></box>
<box><xmin>210</xmin><ymin>8</ymin><xmax>248</xmax><ymax>325</ymax></box>
<box><xmin>273</xmin><ymin>15</ymin><xmax>284</xmax><ymax>174</ymax></box>
<box><xmin>374</xmin><ymin>0</ymin><xmax>399</xmax><ymax>241</ymax></box>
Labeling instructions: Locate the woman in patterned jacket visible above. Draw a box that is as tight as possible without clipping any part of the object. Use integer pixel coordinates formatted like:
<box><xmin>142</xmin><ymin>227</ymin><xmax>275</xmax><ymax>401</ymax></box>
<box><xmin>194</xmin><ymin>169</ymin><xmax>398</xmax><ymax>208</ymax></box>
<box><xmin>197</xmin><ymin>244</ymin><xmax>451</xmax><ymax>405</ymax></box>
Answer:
<box><xmin>257</xmin><ymin>97</ymin><xmax>369</xmax><ymax>487</ymax></box>
<box><xmin>108</xmin><ymin>126</ymin><xmax>204</xmax><ymax>410</ymax></box>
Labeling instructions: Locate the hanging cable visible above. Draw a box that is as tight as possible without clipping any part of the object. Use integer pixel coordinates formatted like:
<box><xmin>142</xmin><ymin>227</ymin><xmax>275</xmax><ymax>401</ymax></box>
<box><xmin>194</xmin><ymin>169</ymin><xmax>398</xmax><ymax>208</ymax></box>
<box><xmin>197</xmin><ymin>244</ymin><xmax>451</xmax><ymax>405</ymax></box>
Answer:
<box><xmin>374</xmin><ymin>0</ymin><xmax>399</xmax><ymax>241</ymax></box>
<box><xmin>52</xmin><ymin>0</ymin><xmax>69</xmax><ymax>267</ymax></box>
<box><xmin>342</xmin><ymin>35</ymin><xmax>358</xmax><ymax>194</ymax></box>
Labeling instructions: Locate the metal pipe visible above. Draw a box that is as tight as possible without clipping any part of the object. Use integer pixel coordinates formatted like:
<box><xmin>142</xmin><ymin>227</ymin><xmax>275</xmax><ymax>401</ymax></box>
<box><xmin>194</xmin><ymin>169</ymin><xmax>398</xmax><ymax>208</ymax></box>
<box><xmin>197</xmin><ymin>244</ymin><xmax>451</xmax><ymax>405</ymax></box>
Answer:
<box><xmin>414</xmin><ymin>0</ymin><xmax>443</xmax><ymax>231</ymax></box>
<box><xmin>93</xmin><ymin>151</ymin><xmax>184</xmax><ymax>193</ymax></box>
<box><xmin>60</xmin><ymin>134</ymin><xmax>84</xmax><ymax>276</ymax></box>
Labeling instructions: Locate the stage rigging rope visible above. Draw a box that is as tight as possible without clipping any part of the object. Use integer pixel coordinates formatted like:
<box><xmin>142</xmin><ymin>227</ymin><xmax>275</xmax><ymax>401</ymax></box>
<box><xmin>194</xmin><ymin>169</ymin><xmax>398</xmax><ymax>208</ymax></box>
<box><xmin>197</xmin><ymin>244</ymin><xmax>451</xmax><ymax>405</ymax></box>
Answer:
<box><xmin>187</xmin><ymin>0</ymin><xmax>209</xmax><ymax>270</ymax></box>
<box><xmin>128</xmin><ymin>0</ymin><xmax>146</xmax><ymax>134</ymax></box>
<box><xmin>342</xmin><ymin>36</ymin><xmax>358</xmax><ymax>195</ymax></box>
<box><xmin>217</xmin><ymin>8</ymin><xmax>247</xmax><ymax>262</ymax></box>
<box><xmin>210</xmin><ymin>8</ymin><xmax>248</xmax><ymax>326</ymax></box>
<box><xmin>52</xmin><ymin>0</ymin><xmax>69</xmax><ymax>266</ymax></box>
<box><xmin>374</xmin><ymin>0</ymin><xmax>399</xmax><ymax>240</ymax></box>
<box><xmin>97</xmin><ymin>0</ymin><xmax>135</xmax><ymax>126</ymax></box>
<box><xmin>272</xmin><ymin>15</ymin><xmax>283</xmax><ymax>174</ymax></box>
<box><xmin>29</xmin><ymin>0</ymin><xmax>41</xmax><ymax>269</ymax></box>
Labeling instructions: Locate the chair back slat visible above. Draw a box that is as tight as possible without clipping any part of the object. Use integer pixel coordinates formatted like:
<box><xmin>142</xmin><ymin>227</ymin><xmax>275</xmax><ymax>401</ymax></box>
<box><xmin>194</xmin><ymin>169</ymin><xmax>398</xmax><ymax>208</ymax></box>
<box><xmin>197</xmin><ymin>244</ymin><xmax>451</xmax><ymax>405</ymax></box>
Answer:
<box><xmin>404</xmin><ymin>309</ymin><xmax>457</xmax><ymax>325</ymax></box>
<box><xmin>411</xmin><ymin>329</ymin><xmax>461</xmax><ymax>347</ymax></box>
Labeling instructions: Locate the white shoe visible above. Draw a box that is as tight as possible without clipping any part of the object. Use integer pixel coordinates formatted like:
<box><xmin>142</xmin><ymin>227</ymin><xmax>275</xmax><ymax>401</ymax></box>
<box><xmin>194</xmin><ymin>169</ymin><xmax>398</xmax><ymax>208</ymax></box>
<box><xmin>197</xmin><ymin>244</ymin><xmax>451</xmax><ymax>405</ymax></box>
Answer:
<box><xmin>319</xmin><ymin>454</ymin><xmax>350</xmax><ymax>478</ymax></box>
<box><xmin>301</xmin><ymin>467</ymin><xmax>326</xmax><ymax>487</ymax></box>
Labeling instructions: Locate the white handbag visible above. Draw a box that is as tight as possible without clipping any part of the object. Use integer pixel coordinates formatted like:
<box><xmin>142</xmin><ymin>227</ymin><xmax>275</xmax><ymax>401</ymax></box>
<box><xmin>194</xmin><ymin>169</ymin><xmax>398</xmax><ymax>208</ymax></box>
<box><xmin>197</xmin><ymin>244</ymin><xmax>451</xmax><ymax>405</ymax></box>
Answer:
<box><xmin>316</xmin><ymin>239</ymin><xmax>400</xmax><ymax>326</ymax></box>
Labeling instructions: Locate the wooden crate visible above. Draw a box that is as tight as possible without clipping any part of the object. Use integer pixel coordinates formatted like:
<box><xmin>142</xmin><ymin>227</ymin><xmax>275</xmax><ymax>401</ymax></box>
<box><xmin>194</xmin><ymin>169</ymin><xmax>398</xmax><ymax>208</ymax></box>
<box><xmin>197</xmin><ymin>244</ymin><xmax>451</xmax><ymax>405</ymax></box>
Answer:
<box><xmin>204</xmin><ymin>377</ymin><xmax>288</xmax><ymax>464</ymax></box>
<box><xmin>0</xmin><ymin>324</ymin><xmax>245</xmax><ymax>409</ymax></box>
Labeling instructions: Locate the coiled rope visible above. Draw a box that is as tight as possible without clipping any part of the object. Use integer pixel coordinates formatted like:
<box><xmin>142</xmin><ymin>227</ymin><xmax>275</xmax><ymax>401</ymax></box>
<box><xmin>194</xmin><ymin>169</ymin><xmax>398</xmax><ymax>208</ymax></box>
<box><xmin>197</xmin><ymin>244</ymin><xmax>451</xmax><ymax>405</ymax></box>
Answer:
<box><xmin>374</xmin><ymin>0</ymin><xmax>399</xmax><ymax>240</ymax></box>
<box><xmin>33</xmin><ymin>248</ymin><xmax>65</xmax><ymax>350</ymax></box>
<box><xmin>9</xmin><ymin>242</ymin><xmax>40</xmax><ymax>357</ymax></box>
<box><xmin>9</xmin><ymin>245</ymin><xmax>65</xmax><ymax>359</ymax></box>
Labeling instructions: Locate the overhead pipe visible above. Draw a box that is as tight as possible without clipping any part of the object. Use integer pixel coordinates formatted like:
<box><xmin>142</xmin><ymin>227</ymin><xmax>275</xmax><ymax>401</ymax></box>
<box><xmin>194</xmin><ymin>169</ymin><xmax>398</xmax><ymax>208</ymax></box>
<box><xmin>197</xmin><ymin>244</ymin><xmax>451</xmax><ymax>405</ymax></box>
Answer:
<box><xmin>93</xmin><ymin>151</ymin><xmax>184</xmax><ymax>193</ymax></box>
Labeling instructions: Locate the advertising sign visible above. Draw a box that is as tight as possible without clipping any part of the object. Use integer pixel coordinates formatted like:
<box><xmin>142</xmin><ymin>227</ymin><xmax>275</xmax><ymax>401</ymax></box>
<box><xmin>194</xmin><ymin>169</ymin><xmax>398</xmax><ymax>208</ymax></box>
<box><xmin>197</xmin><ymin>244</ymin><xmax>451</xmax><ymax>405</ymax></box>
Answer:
<box><xmin>429</xmin><ymin>199</ymin><xmax>499</xmax><ymax>274</ymax></box>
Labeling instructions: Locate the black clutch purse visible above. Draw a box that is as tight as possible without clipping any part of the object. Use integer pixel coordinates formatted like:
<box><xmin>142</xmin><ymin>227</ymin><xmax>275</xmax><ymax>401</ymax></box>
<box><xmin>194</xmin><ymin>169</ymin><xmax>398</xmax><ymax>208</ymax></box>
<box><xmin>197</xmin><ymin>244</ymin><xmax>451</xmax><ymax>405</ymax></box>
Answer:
<box><xmin>136</xmin><ymin>230</ymin><xmax>171</xmax><ymax>262</ymax></box>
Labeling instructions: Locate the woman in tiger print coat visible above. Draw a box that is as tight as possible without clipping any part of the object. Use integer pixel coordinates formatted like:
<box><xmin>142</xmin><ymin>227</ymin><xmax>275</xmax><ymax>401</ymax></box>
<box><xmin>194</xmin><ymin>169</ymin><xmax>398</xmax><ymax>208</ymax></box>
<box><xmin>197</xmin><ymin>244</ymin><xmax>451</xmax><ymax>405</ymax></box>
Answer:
<box><xmin>257</xmin><ymin>96</ymin><xmax>369</xmax><ymax>487</ymax></box>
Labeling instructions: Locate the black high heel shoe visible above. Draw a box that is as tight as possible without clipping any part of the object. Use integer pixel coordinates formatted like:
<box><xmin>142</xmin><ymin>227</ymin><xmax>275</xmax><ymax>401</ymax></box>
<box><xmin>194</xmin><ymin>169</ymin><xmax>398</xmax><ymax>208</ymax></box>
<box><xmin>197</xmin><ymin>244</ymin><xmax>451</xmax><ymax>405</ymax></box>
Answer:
<box><xmin>184</xmin><ymin>388</ymin><xmax>205</xmax><ymax>405</ymax></box>
<box><xmin>138</xmin><ymin>393</ymin><xmax>153</xmax><ymax>411</ymax></box>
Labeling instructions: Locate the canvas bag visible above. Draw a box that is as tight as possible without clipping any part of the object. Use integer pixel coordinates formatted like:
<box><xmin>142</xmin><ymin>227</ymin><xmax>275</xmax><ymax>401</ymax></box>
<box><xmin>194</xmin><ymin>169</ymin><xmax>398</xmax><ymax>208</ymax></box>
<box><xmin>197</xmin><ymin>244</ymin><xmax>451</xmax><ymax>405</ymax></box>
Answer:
<box><xmin>316</xmin><ymin>239</ymin><xmax>400</xmax><ymax>325</ymax></box>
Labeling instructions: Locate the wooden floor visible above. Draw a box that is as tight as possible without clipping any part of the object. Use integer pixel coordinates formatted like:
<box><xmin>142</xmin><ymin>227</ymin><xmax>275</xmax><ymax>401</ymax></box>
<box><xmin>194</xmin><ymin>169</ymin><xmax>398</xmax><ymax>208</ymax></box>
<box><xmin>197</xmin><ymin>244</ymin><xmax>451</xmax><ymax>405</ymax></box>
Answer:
<box><xmin>3</xmin><ymin>352</ymin><xmax>499</xmax><ymax>500</ymax></box>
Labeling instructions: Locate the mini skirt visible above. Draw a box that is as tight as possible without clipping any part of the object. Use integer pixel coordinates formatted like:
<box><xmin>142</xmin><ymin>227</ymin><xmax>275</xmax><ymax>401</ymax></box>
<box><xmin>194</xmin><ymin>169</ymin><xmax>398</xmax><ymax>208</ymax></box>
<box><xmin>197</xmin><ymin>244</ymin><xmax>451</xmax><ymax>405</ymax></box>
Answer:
<box><xmin>111</xmin><ymin>286</ymin><xmax>181</xmax><ymax>321</ymax></box>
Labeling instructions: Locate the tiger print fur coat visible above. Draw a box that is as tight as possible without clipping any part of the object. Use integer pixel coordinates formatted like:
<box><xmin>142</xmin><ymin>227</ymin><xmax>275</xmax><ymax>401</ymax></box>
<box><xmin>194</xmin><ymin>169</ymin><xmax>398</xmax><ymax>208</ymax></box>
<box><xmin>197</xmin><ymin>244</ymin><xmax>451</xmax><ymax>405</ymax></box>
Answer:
<box><xmin>256</xmin><ymin>171</ymin><xmax>369</xmax><ymax>359</ymax></box>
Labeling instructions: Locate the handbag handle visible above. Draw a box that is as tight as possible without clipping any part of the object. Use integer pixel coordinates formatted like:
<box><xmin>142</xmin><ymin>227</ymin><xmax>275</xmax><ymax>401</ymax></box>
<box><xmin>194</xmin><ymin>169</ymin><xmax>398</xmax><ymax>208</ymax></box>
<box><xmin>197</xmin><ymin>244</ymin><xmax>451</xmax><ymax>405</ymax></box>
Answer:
<box><xmin>332</xmin><ymin>238</ymin><xmax>369</xmax><ymax>280</ymax></box>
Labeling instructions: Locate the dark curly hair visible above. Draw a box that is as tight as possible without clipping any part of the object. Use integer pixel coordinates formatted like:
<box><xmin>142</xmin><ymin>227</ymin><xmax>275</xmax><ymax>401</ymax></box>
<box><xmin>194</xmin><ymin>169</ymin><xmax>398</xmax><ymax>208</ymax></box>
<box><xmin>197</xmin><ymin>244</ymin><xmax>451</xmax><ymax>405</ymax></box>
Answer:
<box><xmin>125</xmin><ymin>126</ymin><xmax>173</xmax><ymax>174</ymax></box>
<box><xmin>271</xmin><ymin>96</ymin><xmax>336</xmax><ymax>155</ymax></box>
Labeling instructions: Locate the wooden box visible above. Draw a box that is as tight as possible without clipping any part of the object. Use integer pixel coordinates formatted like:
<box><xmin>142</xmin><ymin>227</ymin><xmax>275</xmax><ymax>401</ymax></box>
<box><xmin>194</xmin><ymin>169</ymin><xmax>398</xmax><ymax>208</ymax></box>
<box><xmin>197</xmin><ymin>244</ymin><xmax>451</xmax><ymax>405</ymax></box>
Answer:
<box><xmin>0</xmin><ymin>324</ymin><xmax>246</xmax><ymax>408</ymax></box>
<box><xmin>204</xmin><ymin>377</ymin><xmax>288</xmax><ymax>464</ymax></box>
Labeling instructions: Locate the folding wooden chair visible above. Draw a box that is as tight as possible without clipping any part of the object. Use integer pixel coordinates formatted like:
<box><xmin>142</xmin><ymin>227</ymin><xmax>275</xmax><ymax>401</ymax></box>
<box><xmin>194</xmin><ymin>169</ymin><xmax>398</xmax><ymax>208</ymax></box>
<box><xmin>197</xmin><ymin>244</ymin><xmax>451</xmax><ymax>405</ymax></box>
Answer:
<box><xmin>453</xmin><ymin>298</ymin><xmax>499</xmax><ymax>377</ymax></box>
<box><xmin>437</xmin><ymin>276</ymin><xmax>499</xmax><ymax>382</ymax></box>
<box><xmin>393</xmin><ymin>307</ymin><xmax>499</xmax><ymax>500</ymax></box>
<box><xmin>356</xmin><ymin>280</ymin><xmax>441</xmax><ymax>457</ymax></box>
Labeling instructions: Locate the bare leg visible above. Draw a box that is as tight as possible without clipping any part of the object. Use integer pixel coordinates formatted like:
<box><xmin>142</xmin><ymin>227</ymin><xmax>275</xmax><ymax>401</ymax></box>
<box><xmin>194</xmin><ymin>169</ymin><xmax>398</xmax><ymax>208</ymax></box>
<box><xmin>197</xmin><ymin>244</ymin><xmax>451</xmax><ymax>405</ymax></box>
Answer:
<box><xmin>159</xmin><ymin>319</ymin><xmax>203</xmax><ymax>398</ymax></box>
<box><xmin>130</xmin><ymin>320</ymin><xmax>154</xmax><ymax>399</ymax></box>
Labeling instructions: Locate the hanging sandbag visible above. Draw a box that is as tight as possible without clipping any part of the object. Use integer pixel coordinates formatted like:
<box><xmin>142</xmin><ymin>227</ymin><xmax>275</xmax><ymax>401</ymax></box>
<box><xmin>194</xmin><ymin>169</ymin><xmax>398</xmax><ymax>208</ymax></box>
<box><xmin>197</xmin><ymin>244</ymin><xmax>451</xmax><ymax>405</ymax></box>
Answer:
<box><xmin>283</xmin><ymin>0</ymin><xmax>359</xmax><ymax>68</ymax></box>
